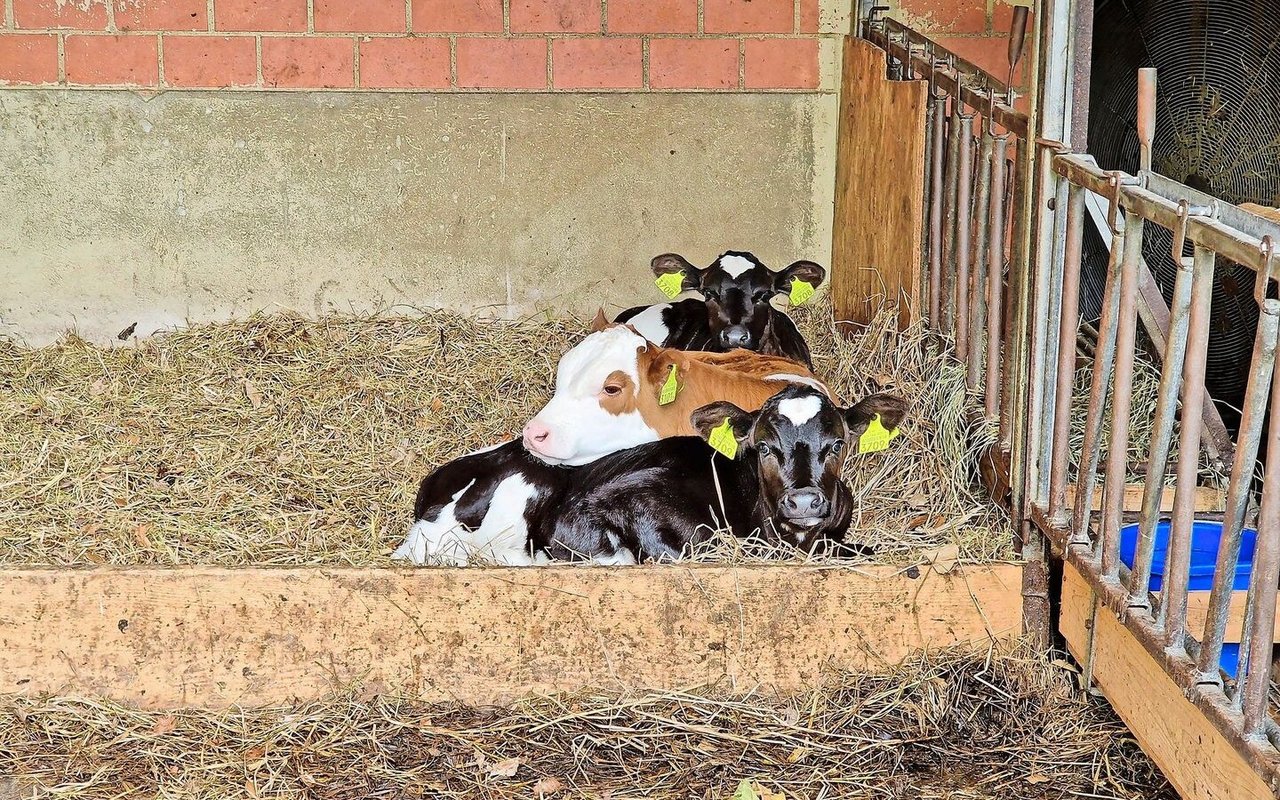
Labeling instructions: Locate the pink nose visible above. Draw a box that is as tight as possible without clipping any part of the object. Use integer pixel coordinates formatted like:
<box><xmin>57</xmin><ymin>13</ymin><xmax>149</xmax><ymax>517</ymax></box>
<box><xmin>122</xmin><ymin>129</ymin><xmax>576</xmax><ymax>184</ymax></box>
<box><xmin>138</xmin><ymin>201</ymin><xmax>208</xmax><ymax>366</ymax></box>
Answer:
<box><xmin>523</xmin><ymin>420</ymin><xmax>551</xmax><ymax>447</ymax></box>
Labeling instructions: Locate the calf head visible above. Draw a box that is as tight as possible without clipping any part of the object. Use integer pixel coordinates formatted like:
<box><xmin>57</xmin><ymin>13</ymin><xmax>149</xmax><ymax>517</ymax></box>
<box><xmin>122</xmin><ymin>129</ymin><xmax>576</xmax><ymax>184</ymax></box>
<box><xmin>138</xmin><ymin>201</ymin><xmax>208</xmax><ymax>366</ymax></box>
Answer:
<box><xmin>652</xmin><ymin>251</ymin><xmax>825</xmax><ymax>351</ymax></box>
<box><xmin>522</xmin><ymin>319</ymin><xmax>660</xmax><ymax>466</ymax></box>
<box><xmin>691</xmin><ymin>386</ymin><xmax>908</xmax><ymax>548</ymax></box>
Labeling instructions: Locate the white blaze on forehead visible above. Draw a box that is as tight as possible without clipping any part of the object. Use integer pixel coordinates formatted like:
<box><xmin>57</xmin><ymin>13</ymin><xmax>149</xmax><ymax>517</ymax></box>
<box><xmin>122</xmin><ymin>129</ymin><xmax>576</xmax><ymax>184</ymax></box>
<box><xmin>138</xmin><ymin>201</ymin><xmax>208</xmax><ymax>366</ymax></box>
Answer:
<box><xmin>718</xmin><ymin>254</ymin><xmax>757</xmax><ymax>278</ymax></box>
<box><xmin>626</xmin><ymin>303</ymin><xmax>671</xmax><ymax>345</ymax></box>
<box><xmin>778</xmin><ymin>395</ymin><xmax>823</xmax><ymax>426</ymax></box>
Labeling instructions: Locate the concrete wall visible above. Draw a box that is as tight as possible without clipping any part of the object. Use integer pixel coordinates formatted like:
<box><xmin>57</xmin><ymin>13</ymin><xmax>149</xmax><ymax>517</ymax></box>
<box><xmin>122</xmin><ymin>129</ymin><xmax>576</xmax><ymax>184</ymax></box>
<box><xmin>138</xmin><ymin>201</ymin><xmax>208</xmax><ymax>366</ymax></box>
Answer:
<box><xmin>0</xmin><ymin>0</ymin><xmax>1019</xmax><ymax>343</ymax></box>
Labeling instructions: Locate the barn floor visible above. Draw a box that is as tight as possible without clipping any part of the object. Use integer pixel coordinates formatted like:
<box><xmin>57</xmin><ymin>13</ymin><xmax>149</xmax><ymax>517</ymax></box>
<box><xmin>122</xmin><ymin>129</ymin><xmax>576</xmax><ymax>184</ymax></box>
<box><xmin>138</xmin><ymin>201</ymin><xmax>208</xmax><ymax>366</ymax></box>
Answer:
<box><xmin>0</xmin><ymin>301</ymin><xmax>1013</xmax><ymax>567</ymax></box>
<box><xmin>0</xmin><ymin>647</ymin><xmax>1173</xmax><ymax>800</ymax></box>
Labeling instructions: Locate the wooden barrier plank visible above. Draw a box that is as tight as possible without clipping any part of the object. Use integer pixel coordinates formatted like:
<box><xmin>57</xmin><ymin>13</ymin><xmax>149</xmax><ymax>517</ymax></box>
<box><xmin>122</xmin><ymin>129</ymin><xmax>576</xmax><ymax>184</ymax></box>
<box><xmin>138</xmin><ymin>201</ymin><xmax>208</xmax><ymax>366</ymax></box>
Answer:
<box><xmin>1060</xmin><ymin>562</ymin><xmax>1274</xmax><ymax>800</ymax></box>
<box><xmin>1065</xmin><ymin>483</ymin><xmax>1226</xmax><ymax>512</ymax></box>
<box><xmin>0</xmin><ymin>564</ymin><xmax>1021</xmax><ymax>709</ymax></box>
<box><xmin>831</xmin><ymin>36</ymin><xmax>927</xmax><ymax>330</ymax></box>
<box><xmin>1186</xmin><ymin>591</ymin><xmax>1280</xmax><ymax>644</ymax></box>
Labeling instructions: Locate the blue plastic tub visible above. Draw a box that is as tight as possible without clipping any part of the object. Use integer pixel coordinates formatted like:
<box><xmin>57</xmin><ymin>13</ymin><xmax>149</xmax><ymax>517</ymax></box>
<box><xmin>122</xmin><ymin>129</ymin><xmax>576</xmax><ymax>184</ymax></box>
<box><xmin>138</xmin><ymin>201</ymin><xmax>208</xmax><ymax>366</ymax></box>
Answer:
<box><xmin>1119</xmin><ymin>520</ymin><xmax>1258</xmax><ymax>678</ymax></box>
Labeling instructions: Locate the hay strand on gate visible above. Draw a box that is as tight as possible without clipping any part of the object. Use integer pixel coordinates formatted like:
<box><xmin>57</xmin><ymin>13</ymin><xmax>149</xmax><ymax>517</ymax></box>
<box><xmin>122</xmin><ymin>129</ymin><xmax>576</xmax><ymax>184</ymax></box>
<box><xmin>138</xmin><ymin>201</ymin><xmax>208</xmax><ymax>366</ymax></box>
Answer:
<box><xmin>0</xmin><ymin>646</ymin><xmax>1173</xmax><ymax>800</ymax></box>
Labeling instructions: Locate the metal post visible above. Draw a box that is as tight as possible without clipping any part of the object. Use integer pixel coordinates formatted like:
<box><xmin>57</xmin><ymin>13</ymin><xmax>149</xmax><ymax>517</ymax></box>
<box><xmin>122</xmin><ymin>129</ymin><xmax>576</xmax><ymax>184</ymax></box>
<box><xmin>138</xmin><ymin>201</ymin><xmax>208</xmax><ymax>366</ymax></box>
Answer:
<box><xmin>955</xmin><ymin>114</ymin><xmax>976</xmax><ymax>364</ymax></box>
<box><xmin>970</xmin><ymin>127</ymin><xmax>995</xmax><ymax>392</ymax></box>
<box><xmin>986</xmin><ymin>136</ymin><xmax>1009</xmax><ymax>423</ymax></box>
<box><xmin>1048</xmin><ymin>185</ymin><xmax>1086</xmax><ymax>525</ymax></box>
<box><xmin>928</xmin><ymin>92</ymin><xmax>948</xmax><ymax>324</ymax></box>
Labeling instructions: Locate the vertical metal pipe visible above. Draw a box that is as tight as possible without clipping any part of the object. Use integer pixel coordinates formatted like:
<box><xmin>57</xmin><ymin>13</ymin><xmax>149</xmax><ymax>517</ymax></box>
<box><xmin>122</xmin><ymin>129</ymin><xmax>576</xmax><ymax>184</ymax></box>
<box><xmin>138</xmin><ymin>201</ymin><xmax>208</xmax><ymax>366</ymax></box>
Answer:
<box><xmin>1159</xmin><ymin>245</ymin><xmax>1215</xmax><ymax>646</ymax></box>
<box><xmin>1048</xmin><ymin>184</ymin><xmax>1086</xmax><ymax>526</ymax></box>
<box><xmin>969</xmin><ymin>129</ymin><xmax>994</xmax><ymax>393</ymax></box>
<box><xmin>1000</xmin><ymin>143</ymin><xmax>1020</xmax><ymax>453</ymax></box>
<box><xmin>1197</xmin><ymin>298</ymin><xmax>1280</xmax><ymax>676</ymax></box>
<box><xmin>942</xmin><ymin>102</ymin><xmax>962</xmax><ymax>334</ymax></box>
<box><xmin>1127</xmin><ymin>226</ymin><xmax>1198</xmax><ymax>611</ymax></box>
<box><xmin>1242</xmin><ymin>341</ymin><xmax>1280</xmax><ymax>734</ymax></box>
<box><xmin>1022</xmin><ymin>143</ymin><xmax>1060</xmax><ymax>515</ymax></box>
<box><xmin>928</xmin><ymin>93</ymin><xmax>947</xmax><ymax>324</ymax></box>
<box><xmin>1137</xmin><ymin>68</ymin><xmax>1157</xmax><ymax>173</ymax></box>
<box><xmin>955</xmin><ymin>114</ymin><xmax>976</xmax><ymax>365</ymax></box>
<box><xmin>1071</xmin><ymin>187</ymin><xmax>1126</xmax><ymax>550</ymax></box>
<box><xmin>1098</xmin><ymin>211</ymin><xmax>1146</xmax><ymax>579</ymax></box>
<box><xmin>986</xmin><ymin>136</ymin><xmax>1008</xmax><ymax>423</ymax></box>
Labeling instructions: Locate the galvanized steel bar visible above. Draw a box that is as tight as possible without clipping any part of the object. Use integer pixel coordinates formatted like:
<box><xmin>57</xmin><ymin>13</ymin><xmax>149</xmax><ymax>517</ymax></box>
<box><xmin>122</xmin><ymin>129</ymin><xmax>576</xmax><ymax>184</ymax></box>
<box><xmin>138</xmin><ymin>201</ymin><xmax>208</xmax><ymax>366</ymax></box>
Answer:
<box><xmin>955</xmin><ymin>114</ymin><xmax>976</xmax><ymax>364</ymax></box>
<box><xmin>969</xmin><ymin>129</ymin><xmax>994</xmax><ymax>392</ymax></box>
<box><xmin>942</xmin><ymin>102</ymin><xmax>962</xmax><ymax>334</ymax></box>
<box><xmin>1098</xmin><ymin>210</ymin><xmax>1146</xmax><ymax>579</ymax></box>
<box><xmin>928</xmin><ymin>92</ymin><xmax>947</xmax><ymax>324</ymax></box>
<box><xmin>985</xmin><ymin>136</ymin><xmax>1008</xmax><ymax>422</ymax></box>
<box><xmin>1126</xmin><ymin>207</ymin><xmax>1202</xmax><ymax>612</ymax></box>
<box><xmin>1048</xmin><ymin>184</ymin><xmax>1086</xmax><ymax>525</ymax></box>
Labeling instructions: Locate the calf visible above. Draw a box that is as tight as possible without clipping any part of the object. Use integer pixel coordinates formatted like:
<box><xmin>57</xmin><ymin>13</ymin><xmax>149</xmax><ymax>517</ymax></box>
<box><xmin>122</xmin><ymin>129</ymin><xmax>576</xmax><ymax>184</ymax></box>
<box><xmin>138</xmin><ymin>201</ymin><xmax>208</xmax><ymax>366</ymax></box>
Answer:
<box><xmin>521</xmin><ymin>318</ymin><xmax>829</xmax><ymax>466</ymax></box>
<box><xmin>616</xmin><ymin>251</ymin><xmax>825</xmax><ymax>368</ymax></box>
<box><xmin>534</xmin><ymin>386</ymin><xmax>908</xmax><ymax>562</ymax></box>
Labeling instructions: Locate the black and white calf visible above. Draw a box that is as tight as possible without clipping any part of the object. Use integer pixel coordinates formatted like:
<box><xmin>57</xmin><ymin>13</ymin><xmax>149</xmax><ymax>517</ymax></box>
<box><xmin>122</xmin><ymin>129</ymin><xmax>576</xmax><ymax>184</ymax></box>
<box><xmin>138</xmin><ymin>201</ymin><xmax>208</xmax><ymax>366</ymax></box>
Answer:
<box><xmin>532</xmin><ymin>386</ymin><xmax>908</xmax><ymax>562</ymax></box>
<box><xmin>615</xmin><ymin>251</ymin><xmax>825</xmax><ymax>368</ymax></box>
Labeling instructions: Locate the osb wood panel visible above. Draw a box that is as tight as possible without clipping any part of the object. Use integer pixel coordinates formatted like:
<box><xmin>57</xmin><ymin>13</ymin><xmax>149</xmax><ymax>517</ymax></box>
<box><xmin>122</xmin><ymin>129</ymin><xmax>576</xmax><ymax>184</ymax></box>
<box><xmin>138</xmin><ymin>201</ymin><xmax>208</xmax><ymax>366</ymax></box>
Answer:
<box><xmin>1060</xmin><ymin>563</ymin><xmax>1274</xmax><ymax>800</ymax></box>
<box><xmin>0</xmin><ymin>564</ymin><xmax>1021</xmax><ymax>709</ymax></box>
<box><xmin>831</xmin><ymin>36</ymin><xmax>927</xmax><ymax>330</ymax></box>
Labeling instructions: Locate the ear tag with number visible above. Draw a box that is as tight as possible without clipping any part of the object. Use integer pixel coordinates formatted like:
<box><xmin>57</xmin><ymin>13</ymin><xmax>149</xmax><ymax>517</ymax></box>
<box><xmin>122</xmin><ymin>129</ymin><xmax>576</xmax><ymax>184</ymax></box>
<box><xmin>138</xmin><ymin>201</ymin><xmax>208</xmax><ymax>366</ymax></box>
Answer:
<box><xmin>658</xmin><ymin>364</ymin><xmax>680</xmax><ymax>405</ymax></box>
<box><xmin>708</xmin><ymin>418</ymin><xmax>739</xmax><ymax>460</ymax></box>
<box><xmin>858</xmin><ymin>414</ymin><xmax>901</xmax><ymax>454</ymax></box>
<box><xmin>655</xmin><ymin>272</ymin><xmax>685</xmax><ymax>299</ymax></box>
<box><xmin>789</xmin><ymin>279</ymin><xmax>816</xmax><ymax>306</ymax></box>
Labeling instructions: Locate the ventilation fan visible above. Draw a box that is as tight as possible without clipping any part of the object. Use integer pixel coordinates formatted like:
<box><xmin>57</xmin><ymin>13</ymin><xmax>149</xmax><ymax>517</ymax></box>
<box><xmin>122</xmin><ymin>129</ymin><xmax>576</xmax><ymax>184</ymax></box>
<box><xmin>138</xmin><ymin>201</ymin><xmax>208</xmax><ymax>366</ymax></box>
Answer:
<box><xmin>1082</xmin><ymin>0</ymin><xmax>1280</xmax><ymax>430</ymax></box>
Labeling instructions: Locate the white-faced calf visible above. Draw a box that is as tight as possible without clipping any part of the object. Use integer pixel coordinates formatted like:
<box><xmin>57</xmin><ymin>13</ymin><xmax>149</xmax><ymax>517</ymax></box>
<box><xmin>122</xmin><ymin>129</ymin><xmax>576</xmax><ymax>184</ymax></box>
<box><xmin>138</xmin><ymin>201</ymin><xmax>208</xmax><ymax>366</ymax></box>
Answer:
<box><xmin>533</xmin><ymin>386</ymin><xmax>908</xmax><ymax>562</ymax></box>
<box><xmin>616</xmin><ymin>251</ymin><xmax>825</xmax><ymax>368</ymax></box>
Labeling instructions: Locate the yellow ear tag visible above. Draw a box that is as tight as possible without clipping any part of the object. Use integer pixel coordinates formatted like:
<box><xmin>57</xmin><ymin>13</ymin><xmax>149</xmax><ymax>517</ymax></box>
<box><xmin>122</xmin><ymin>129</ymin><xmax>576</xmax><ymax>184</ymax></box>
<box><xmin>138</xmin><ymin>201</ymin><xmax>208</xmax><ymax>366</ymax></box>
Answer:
<box><xmin>858</xmin><ymin>414</ymin><xmax>900</xmax><ymax>454</ymax></box>
<box><xmin>789</xmin><ymin>279</ymin><xmax>815</xmax><ymax>306</ymax></box>
<box><xmin>658</xmin><ymin>364</ymin><xmax>679</xmax><ymax>405</ymax></box>
<box><xmin>708</xmin><ymin>417</ymin><xmax>739</xmax><ymax>460</ymax></box>
<box><xmin>655</xmin><ymin>272</ymin><xmax>685</xmax><ymax>299</ymax></box>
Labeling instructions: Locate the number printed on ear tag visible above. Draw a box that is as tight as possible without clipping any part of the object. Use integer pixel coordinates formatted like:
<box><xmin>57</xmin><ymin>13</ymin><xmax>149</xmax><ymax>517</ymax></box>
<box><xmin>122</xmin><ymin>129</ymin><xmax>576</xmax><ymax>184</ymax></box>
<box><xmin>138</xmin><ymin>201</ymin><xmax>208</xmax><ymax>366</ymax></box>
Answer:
<box><xmin>655</xmin><ymin>272</ymin><xmax>685</xmax><ymax>299</ymax></box>
<box><xmin>708</xmin><ymin>418</ymin><xmax>739</xmax><ymax>460</ymax></box>
<box><xmin>789</xmin><ymin>279</ymin><xmax>815</xmax><ymax>306</ymax></box>
<box><xmin>858</xmin><ymin>414</ymin><xmax>900</xmax><ymax>454</ymax></box>
<box><xmin>659</xmin><ymin>364</ymin><xmax>679</xmax><ymax>405</ymax></box>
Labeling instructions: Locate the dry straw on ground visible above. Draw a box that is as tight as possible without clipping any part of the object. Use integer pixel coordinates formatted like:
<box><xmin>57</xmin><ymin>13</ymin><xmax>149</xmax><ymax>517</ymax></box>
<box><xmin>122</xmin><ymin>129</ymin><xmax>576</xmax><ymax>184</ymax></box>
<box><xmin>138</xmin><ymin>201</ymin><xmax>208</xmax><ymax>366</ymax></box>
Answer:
<box><xmin>0</xmin><ymin>300</ymin><xmax>1010</xmax><ymax>566</ymax></box>
<box><xmin>0</xmin><ymin>646</ymin><xmax>1172</xmax><ymax>800</ymax></box>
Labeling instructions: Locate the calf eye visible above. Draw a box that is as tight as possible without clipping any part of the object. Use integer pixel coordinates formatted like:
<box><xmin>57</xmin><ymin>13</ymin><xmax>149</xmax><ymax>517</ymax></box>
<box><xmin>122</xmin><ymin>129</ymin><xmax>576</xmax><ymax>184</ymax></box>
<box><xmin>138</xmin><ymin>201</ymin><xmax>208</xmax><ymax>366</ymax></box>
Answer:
<box><xmin>752</xmin><ymin>291</ymin><xmax>772</xmax><ymax>303</ymax></box>
<box><xmin>757</xmin><ymin>443</ymin><xmax>777</xmax><ymax>459</ymax></box>
<box><xmin>829</xmin><ymin>440</ymin><xmax>845</xmax><ymax>457</ymax></box>
<box><xmin>603</xmin><ymin>385</ymin><xmax>623</xmax><ymax>396</ymax></box>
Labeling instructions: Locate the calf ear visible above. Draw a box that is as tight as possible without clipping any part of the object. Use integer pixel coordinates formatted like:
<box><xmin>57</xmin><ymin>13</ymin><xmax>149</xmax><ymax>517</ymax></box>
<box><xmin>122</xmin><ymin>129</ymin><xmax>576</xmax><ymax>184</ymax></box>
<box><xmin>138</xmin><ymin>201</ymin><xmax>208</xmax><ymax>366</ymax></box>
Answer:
<box><xmin>651</xmin><ymin>253</ymin><xmax>702</xmax><ymax>292</ymax></box>
<box><xmin>690</xmin><ymin>401</ymin><xmax>755</xmax><ymax>442</ymax></box>
<box><xmin>845</xmin><ymin>393</ymin><xmax>908</xmax><ymax>435</ymax></box>
<box><xmin>774</xmin><ymin>260</ymin><xmax>827</xmax><ymax>293</ymax></box>
<box><xmin>590</xmin><ymin>307</ymin><xmax>611</xmax><ymax>333</ymax></box>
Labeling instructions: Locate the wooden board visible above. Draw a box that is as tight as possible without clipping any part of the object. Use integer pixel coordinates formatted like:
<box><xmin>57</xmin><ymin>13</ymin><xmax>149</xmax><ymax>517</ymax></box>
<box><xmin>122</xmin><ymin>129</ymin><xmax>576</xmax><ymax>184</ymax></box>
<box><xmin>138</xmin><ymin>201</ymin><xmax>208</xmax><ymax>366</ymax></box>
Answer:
<box><xmin>831</xmin><ymin>36</ymin><xmax>927</xmax><ymax>330</ymax></box>
<box><xmin>1060</xmin><ymin>562</ymin><xmax>1274</xmax><ymax>800</ymax></box>
<box><xmin>0</xmin><ymin>564</ymin><xmax>1022</xmax><ymax>709</ymax></box>
<box><xmin>1065</xmin><ymin>483</ymin><xmax>1227</xmax><ymax>513</ymax></box>
<box><xmin>1186</xmin><ymin>591</ymin><xmax>1280</xmax><ymax>644</ymax></box>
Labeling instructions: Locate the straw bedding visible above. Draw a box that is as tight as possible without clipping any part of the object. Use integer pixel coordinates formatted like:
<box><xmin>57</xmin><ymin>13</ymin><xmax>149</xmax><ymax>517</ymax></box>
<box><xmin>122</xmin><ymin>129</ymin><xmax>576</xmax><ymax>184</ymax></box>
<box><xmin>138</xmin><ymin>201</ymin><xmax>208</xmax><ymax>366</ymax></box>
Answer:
<box><xmin>0</xmin><ymin>647</ymin><xmax>1173</xmax><ymax>800</ymax></box>
<box><xmin>0</xmin><ymin>300</ymin><xmax>1011</xmax><ymax>567</ymax></box>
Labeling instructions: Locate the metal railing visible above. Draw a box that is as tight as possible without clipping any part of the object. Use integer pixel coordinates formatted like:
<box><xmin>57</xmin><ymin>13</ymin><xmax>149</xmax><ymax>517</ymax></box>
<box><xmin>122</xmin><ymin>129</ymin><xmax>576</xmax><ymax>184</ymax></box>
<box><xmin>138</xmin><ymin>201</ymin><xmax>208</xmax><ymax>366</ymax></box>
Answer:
<box><xmin>863</xmin><ymin>13</ymin><xmax>1280</xmax><ymax>792</ymax></box>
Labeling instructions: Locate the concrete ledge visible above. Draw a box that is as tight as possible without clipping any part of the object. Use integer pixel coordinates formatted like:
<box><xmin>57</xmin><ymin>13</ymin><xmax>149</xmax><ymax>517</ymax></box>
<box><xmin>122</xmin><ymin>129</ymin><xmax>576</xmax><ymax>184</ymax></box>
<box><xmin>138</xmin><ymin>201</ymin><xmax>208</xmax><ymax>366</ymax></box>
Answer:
<box><xmin>0</xmin><ymin>563</ymin><xmax>1021</xmax><ymax>708</ymax></box>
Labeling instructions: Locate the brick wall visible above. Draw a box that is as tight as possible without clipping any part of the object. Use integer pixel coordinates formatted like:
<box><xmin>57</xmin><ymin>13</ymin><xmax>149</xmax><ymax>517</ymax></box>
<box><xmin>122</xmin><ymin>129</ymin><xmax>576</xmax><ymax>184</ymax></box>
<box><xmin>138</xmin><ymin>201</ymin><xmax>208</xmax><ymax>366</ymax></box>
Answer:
<box><xmin>893</xmin><ymin>0</ymin><xmax>1031</xmax><ymax>89</ymax></box>
<box><xmin>0</xmin><ymin>0</ymin><xmax>834</xmax><ymax>90</ymax></box>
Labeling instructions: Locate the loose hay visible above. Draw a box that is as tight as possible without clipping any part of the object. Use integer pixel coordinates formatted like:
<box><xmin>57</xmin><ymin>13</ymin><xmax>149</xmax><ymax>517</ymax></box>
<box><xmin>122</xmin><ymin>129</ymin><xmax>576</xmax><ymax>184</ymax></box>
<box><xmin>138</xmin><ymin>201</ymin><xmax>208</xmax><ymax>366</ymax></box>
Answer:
<box><xmin>0</xmin><ymin>301</ymin><xmax>1011</xmax><ymax>566</ymax></box>
<box><xmin>0</xmin><ymin>647</ymin><xmax>1173</xmax><ymax>800</ymax></box>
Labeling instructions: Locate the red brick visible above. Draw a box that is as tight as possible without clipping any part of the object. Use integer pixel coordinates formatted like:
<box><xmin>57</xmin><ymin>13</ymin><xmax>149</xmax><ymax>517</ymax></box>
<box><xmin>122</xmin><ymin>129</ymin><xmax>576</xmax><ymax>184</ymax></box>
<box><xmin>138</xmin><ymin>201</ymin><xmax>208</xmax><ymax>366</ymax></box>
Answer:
<box><xmin>13</xmin><ymin>0</ymin><xmax>107</xmax><ymax>29</ymax></box>
<box><xmin>552</xmin><ymin>37</ymin><xmax>640</xmax><ymax>89</ymax></box>
<box><xmin>262</xmin><ymin>36</ymin><xmax>354</xmax><ymax>88</ymax></box>
<box><xmin>214</xmin><ymin>0</ymin><xmax>306</xmax><ymax>32</ymax></box>
<box><xmin>704</xmin><ymin>0</ymin><xmax>792</xmax><ymax>33</ymax></box>
<box><xmin>163</xmin><ymin>35</ymin><xmax>256</xmax><ymax>87</ymax></box>
<box><xmin>456</xmin><ymin>37</ymin><xmax>546</xmax><ymax>88</ymax></box>
<box><xmin>358</xmin><ymin>37</ymin><xmax>449</xmax><ymax>88</ymax></box>
<box><xmin>932</xmin><ymin>35</ymin><xmax>1024</xmax><ymax>87</ymax></box>
<box><xmin>0</xmin><ymin>34</ymin><xmax>59</xmax><ymax>84</ymax></box>
<box><xmin>606</xmin><ymin>0</ymin><xmax>695</xmax><ymax>33</ymax></box>
<box><xmin>411</xmin><ymin>0</ymin><xmax>502</xmax><ymax>32</ymax></box>
<box><xmin>511</xmin><ymin>0</ymin><xmax>600</xmax><ymax>33</ymax></box>
<box><xmin>648</xmin><ymin>38</ymin><xmax>737</xmax><ymax>89</ymax></box>
<box><xmin>744</xmin><ymin>37</ymin><xmax>817</xmax><ymax>89</ymax></box>
<box><xmin>65</xmin><ymin>34</ymin><xmax>158</xmax><ymax>84</ymax></box>
<box><xmin>991</xmin><ymin>1</ymin><xmax>1032</xmax><ymax>35</ymax></box>
<box><xmin>899</xmin><ymin>0</ymin><xmax>987</xmax><ymax>33</ymax></box>
<box><xmin>315</xmin><ymin>0</ymin><xmax>407</xmax><ymax>32</ymax></box>
<box><xmin>116</xmin><ymin>0</ymin><xmax>207</xmax><ymax>31</ymax></box>
<box><xmin>800</xmin><ymin>0</ymin><xmax>819</xmax><ymax>32</ymax></box>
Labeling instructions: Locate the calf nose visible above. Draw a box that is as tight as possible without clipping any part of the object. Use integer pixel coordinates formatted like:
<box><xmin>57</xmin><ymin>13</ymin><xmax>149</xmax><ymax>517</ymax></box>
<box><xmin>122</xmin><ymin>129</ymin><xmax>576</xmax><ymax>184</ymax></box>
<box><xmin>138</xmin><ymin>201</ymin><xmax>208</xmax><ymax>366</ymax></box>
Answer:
<box><xmin>780</xmin><ymin>489</ymin><xmax>829</xmax><ymax>520</ymax></box>
<box><xmin>523</xmin><ymin>420</ymin><xmax>551</xmax><ymax>446</ymax></box>
<box><xmin>720</xmin><ymin>327</ymin><xmax>752</xmax><ymax>349</ymax></box>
